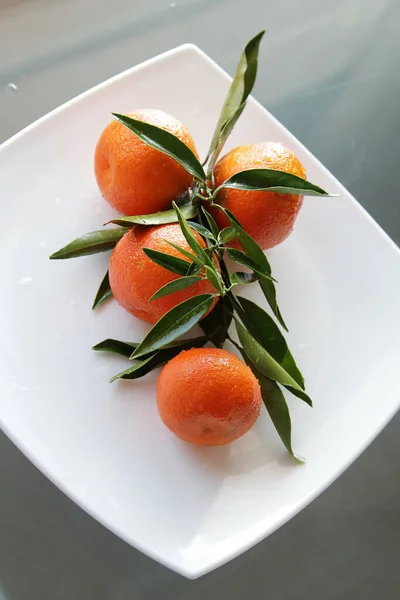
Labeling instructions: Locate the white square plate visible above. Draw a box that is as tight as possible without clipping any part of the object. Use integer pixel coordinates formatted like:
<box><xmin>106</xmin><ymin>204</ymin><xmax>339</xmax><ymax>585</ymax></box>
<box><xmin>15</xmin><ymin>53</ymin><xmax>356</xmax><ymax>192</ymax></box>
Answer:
<box><xmin>1</xmin><ymin>45</ymin><xmax>399</xmax><ymax>579</ymax></box>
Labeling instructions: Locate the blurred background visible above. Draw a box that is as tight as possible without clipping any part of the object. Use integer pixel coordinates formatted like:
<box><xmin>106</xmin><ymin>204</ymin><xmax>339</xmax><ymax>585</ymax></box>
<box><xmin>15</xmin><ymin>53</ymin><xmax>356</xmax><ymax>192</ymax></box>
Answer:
<box><xmin>0</xmin><ymin>0</ymin><xmax>399</xmax><ymax>598</ymax></box>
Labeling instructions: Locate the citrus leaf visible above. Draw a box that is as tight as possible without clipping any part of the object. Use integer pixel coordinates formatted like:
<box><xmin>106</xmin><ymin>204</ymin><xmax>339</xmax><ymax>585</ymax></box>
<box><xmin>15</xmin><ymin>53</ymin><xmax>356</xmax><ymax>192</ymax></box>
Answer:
<box><xmin>218</xmin><ymin>227</ymin><xmax>236</xmax><ymax>244</ymax></box>
<box><xmin>107</xmin><ymin>201</ymin><xmax>197</xmax><ymax>227</ymax></box>
<box><xmin>259</xmin><ymin>279</ymin><xmax>287</xmax><ymax>331</ymax></box>
<box><xmin>230</xmin><ymin>272</ymin><xmax>258</xmax><ymax>286</ymax></box>
<box><xmin>49</xmin><ymin>228</ymin><xmax>128</xmax><ymax>260</ymax></box>
<box><xmin>150</xmin><ymin>275</ymin><xmax>202</xmax><ymax>300</ymax></box>
<box><xmin>165</xmin><ymin>241</ymin><xmax>204</xmax><ymax>267</ymax></box>
<box><xmin>92</xmin><ymin>270</ymin><xmax>113</xmax><ymax>310</ymax></box>
<box><xmin>219</xmin><ymin>207</ymin><xmax>287</xmax><ymax>330</ymax></box>
<box><xmin>161</xmin><ymin>336</ymin><xmax>209</xmax><ymax>351</ymax></box>
<box><xmin>185</xmin><ymin>262</ymin><xmax>202</xmax><ymax>276</ymax></box>
<box><xmin>131</xmin><ymin>294</ymin><xmax>215</xmax><ymax>359</ymax></box>
<box><xmin>246</xmin><ymin>361</ymin><xmax>304</xmax><ymax>462</ymax></box>
<box><xmin>112</xmin><ymin>113</ymin><xmax>206</xmax><ymax>181</ymax></box>
<box><xmin>142</xmin><ymin>247</ymin><xmax>191</xmax><ymax>276</ymax></box>
<box><xmin>110</xmin><ymin>354</ymin><xmax>158</xmax><ymax>382</ymax></box>
<box><xmin>220</xmin><ymin>207</ymin><xmax>271</xmax><ymax>271</ymax></box>
<box><xmin>202</xmin><ymin>208</ymin><xmax>220</xmax><ymax>240</ymax></box>
<box><xmin>173</xmin><ymin>202</ymin><xmax>209</xmax><ymax>261</ymax></box>
<box><xmin>173</xmin><ymin>203</ymin><xmax>220</xmax><ymax>289</ymax></box>
<box><xmin>235</xmin><ymin>319</ymin><xmax>312</xmax><ymax>405</ymax></box>
<box><xmin>209</xmin><ymin>102</ymin><xmax>246</xmax><ymax>168</ymax></box>
<box><xmin>200</xmin><ymin>295</ymin><xmax>233</xmax><ymax>348</ymax></box>
<box><xmin>187</xmin><ymin>221</ymin><xmax>215</xmax><ymax>240</ymax></box>
<box><xmin>283</xmin><ymin>386</ymin><xmax>312</xmax><ymax>405</ymax></box>
<box><xmin>226</xmin><ymin>248</ymin><xmax>276</xmax><ymax>282</ymax></box>
<box><xmin>93</xmin><ymin>335</ymin><xmax>207</xmax><ymax>359</ymax></box>
<box><xmin>205</xmin><ymin>31</ymin><xmax>265</xmax><ymax>166</ymax></box>
<box><xmin>236</xmin><ymin>296</ymin><xmax>305</xmax><ymax>388</ymax></box>
<box><xmin>261</xmin><ymin>378</ymin><xmax>304</xmax><ymax>461</ymax></box>
<box><xmin>110</xmin><ymin>335</ymin><xmax>208</xmax><ymax>381</ymax></box>
<box><xmin>204</xmin><ymin>265</ymin><xmax>224</xmax><ymax>294</ymax></box>
<box><xmin>93</xmin><ymin>338</ymin><xmax>137</xmax><ymax>357</ymax></box>
<box><xmin>218</xmin><ymin>168</ymin><xmax>332</xmax><ymax>196</ymax></box>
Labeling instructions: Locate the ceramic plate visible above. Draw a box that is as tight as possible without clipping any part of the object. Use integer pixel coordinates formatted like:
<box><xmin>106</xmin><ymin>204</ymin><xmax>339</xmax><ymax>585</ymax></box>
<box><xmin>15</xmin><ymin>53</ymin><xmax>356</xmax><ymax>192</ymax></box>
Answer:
<box><xmin>1</xmin><ymin>45</ymin><xmax>399</xmax><ymax>579</ymax></box>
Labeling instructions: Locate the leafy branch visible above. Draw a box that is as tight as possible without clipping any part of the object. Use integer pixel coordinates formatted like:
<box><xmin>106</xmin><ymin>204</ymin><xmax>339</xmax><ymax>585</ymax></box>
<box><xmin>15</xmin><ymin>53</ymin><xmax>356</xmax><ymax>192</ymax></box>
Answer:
<box><xmin>50</xmin><ymin>30</ymin><xmax>337</xmax><ymax>459</ymax></box>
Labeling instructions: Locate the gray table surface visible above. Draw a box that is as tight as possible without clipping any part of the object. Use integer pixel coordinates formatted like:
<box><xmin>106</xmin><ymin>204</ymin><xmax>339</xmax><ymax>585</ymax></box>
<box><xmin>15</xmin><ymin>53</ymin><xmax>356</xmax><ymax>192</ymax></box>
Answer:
<box><xmin>1</xmin><ymin>0</ymin><xmax>399</xmax><ymax>598</ymax></box>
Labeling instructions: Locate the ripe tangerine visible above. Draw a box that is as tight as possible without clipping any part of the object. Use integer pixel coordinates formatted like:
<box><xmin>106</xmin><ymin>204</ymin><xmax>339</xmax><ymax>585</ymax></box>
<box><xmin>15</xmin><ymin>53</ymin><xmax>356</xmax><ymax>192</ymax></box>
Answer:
<box><xmin>213</xmin><ymin>141</ymin><xmax>306</xmax><ymax>249</ymax></box>
<box><xmin>157</xmin><ymin>348</ymin><xmax>262</xmax><ymax>446</ymax></box>
<box><xmin>94</xmin><ymin>109</ymin><xmax>198</xmax><ymax>216</ymax></box>
<box><xmin>109</xmin><ymin>223</ymin><xmax>218</xmax><ymax>324</ymax></box>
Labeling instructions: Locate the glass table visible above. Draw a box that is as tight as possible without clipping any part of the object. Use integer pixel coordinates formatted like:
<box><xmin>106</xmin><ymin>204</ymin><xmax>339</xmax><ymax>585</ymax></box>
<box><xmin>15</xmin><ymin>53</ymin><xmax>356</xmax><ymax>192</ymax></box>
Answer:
<box><xmin>1</xmin><ymin>1</ymin><xmax>399</xmax><ymax>597</ymax></box>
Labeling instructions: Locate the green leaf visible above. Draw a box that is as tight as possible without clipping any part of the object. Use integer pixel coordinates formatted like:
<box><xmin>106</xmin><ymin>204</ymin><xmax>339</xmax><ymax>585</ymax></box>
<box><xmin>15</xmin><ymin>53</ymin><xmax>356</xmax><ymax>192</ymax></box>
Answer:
<box><xmin>162</xmin><ymin>336</ymin><xmax>209</xmax><ymax>351</ymax></box>
<box><xmin>205</xmin><ymin>31</ymin><xmax>265</xmax><ymax>167</ymax></box>
<box><xmin>204</xmin><ymin>265</ymin><xmax>224</xmax><ymax>294</ymax></box>
<box><xmin>173</xmin><ymin>204</ymin><xmax>221</xmax><ymax>291</ymax></box>
<box><xmin>218</xmin><ymin>227</ymin><xmax>236</xmax><ymax>244</ymax></box>
<box><xmin>112</xmin><ymin>113</ymin><xmax>206</xmax><ymax>181</ymax></box>
<box><xmin>49</xmin><ymin>228</ymin><xmax>128</xmax><ymax>260</ymax></box>
<box><xmin>142</xmin><ymin>247</ymin><xmax>191</xmax><ymax>276</ymax></box>
<box><xmin>238</xmin><ymin>346</ymin><xmax>303</xmax><ymax>460</ymax></box>
<box><xmin>110</xmin><ymin>335</ymin><xmax>208</xmax><ymax>381</ymax></box>
<box><xmin>131</xmin><ymin>294</ymin><xmax>215</xmax><ymax>359</ymax></box>
<box><xmin>283</xmin><ymin>386</ymin><xmax>312</xmax><ymax>404</ymax></box>
<box><xmin>219</xmin><ymin>207</ymin><xmax>288</xmax><ymax>330</ymax></box>
<box><xmin>110</xmin><ymin>354</ymin><xmax>158</xmax><ymax>382</ymax></box>
<box><xmin>235</xmin><ymin>319</ymin><xmax>312</xmax><ymax>405</ymax></box>
<box><xmin>200</xmin><ymin>295</ymin><xmax>233</xmax><ymax>348</ymax></box>
<box><xmin>209</xmin><ymin>102</ymin><xmax>246</xmax><ymax>168</ymax></box>
<box><xmin>250</xmin><ymin>365</ymin><xmax>304</xmax><ymax>462</ymax></box>
<box><xmin>173</xmin><ymin>202</ymin><xmax>209</xmax><ymax>261</ymax></box>
<box><xmin>226</xmin><ymin>248</ymin><xmax>276</xmax><ymax>282</ymax></box>
<box><xmin>259</xmin><ymin>278</ymin><xmax>287</xmax><ymax>332</ymax></box>
<box><xmin>202</xmin><ymin>208</ymin><xmax>220</xmax><ymax>240</ymax></box>
<box><xmin>236</xmin><ymin>296</ymin><xmax>305</xmax><ymax>388</ymax></box>
<box><xmin>218</xmin><ymin>168</ymin><xmax>333</xmax><ymax>197</ymax></box>
<box><xmin>220</xmin><ymin>207</ymin><xmax>271</xmax><ymax>272</ymax></box>
<box><xmin>150</xmin><ymin>275</ymin><xmax>202</xmax><ymax>300</ymax></box>
<box><xmin>230</xmin><ymin>272</ymin><xmax>258</xmax><ymax>286</ymax></box>
<box><xmin>187</xmin><ymin>221</ymin><xmax>215</xmax><ymax>240</ymax></box>
<box><xmin>185</xmin><ymin>262</ymin><xmax>202</xmax><ymax>276</ymax></box>
<box><xmin>93</xmin><ymin>335</ymin><xmax>207</xmax><ymax>359</ymax></box>
<box><xmin>165</xmin><ymin>241</ymin><xmax>203</xmax><ymax>267</ymax></box>
<box><xmin>107</xmin><ymin>201</ymin><xmax>197</xmax><ymax>228</ymax></box>
<box><xmin>93</xmin><ymin>338</ymin><xmax>137</xmax><ymax>357</ymax></box>
<box><xmin>92</xmin><ymin>270</ymin><xmax>113</xmax><ymax>310</ymax></box>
